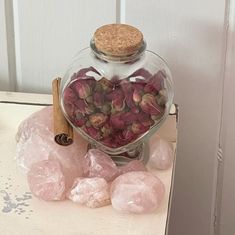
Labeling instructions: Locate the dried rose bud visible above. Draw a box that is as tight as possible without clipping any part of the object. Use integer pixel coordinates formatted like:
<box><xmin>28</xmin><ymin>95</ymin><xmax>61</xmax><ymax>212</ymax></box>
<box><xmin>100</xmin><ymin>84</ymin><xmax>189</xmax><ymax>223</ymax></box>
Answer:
<box><xmin>112</xmin><ymin>98</ymin><xmax>125</xmax><ymax>112</ymax></box>
<box><xmin>98</xmin><ymin>77</ymin><xmax>113</xmax><ymax>92</ymax></box>
<box><xmin>93</xmin><ymin>92</ymin><xmax>104</xmax><ymax>108</ymax></box>
<box><xmin>101</xmin><ymin>123</ymin><xmax>113</xmax><ymax>138</ymax></box>
<box><xmin>73</xmin><ymin>113</ymin><xmax>86</xmax><ymax>127</ymax></box>
<box><xmin>126</xmin><ymin>92</ymin><xmax>136</xmax><ymax>109</ymax></box>
<box><xmin>157</xmin><ymin>89</ymin><xmax>168</xmax><ymax>106</ymax></box>
<box><xmin>75</xmin><ymin>99</ymin><xmax>89</xmax><ymax>114</ymax></box>
<box><xmin>110</xmin><ymin>113</ymin><xmax>125</xmax><ymax>129</ymax></box>
<box><xmin>142</xmin><ymin>118</ymin><xmax>155</xmax><ymax>127</ymax></box>
<box><xmin>131</xmin><ymin>107</ymin><xmax>140</xmax><ymax>114</ymax></box>
<box><xmin>131</xmin><ymin>121</ymin><xmax>150</xmax><ymax>135</ymax></box>
<box><xmin>73</xmin><ymin>80</ymin><xmax>91</xmax><ymax>99</ymax></box>
<box><xmin>89</xmin><ymin>113</ymin><xmax>107</xmax><ymax>128</ymax></box>
<box><xmin>121</xmin><ymin>112</ymin><xmax>137</xmax><ymax>124</ymax></box>
<box><xmin>140</xmin><ymin>93</ymin><xmax>164</xmax><ymax>115</ymax></box>
<box><xmin>106</xmin><ymin>89</ymin><xmax>124</xmax><ymax>101</ymax></box>
<box><xmin>100</xmin><ymin>104</ymin><xmax>111</xmax><ymax>115</ymax></box>
<box><xmin>85</xmin><ymin>95</ymin><xmax>93</xmax><ymax>104</ymax></box>
<box><xmin>144</xmin><ymin>71</ymin><xmax>164</xmax><ymax>93</ymax></box>
<box><xmin>121</xmin><ymin>129</ymin><xmax>135</xmax><ymax>142</ymax></box>
<box><xmin>133</xmin><ymin>89</ymin><xmax>142</xmax><ymax>103</ymax></box>
<box><xmin>86</xmin><ymin>126</ymin><xmax>102</xmax><ymax>140</ymax></box>
<box><xmin>63</xmin><ymin>87</ymin><xmax>78</xmax><ymax>104</ymax></box>
<box><xmin>85</xmin><ymin>104</ymin><xmax>96</xmax><ymax>115</ymax></box>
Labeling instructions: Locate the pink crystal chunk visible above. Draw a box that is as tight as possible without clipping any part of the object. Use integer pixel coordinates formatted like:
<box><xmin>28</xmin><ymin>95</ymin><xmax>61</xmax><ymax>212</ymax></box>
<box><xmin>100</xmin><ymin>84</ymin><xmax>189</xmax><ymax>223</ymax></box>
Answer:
<box><xmin>149</xmin><ymin>136</ymin><xmax>174</xmax><ymax>170</ymax></box>
<box><xmin>68</xmin><ymin>177</ymin><xmax>110</xmax><ymax>208</ymax></box>
<box><xmin>82</xmin><ymin>149</ymin><xmax>119</xmax><ymax>182</ymax></box>
<box><xmin>111</xmin><ymin>171</ymin><xmax>165</xmax><ymax>214</ymax></box>
<box><xmin>118</xmin><ymin>160</ymin><xmax>146</xmax><ymax>175</ymax></box>
<box><xmin>27</xmin><ymin>159</ymin><xmax>65</xmax><ymax>201</ymax></box>
<box><xmin>16</xmin><ymin>106</ymin><xmax>87</xmax><ymax>188</ymax></box>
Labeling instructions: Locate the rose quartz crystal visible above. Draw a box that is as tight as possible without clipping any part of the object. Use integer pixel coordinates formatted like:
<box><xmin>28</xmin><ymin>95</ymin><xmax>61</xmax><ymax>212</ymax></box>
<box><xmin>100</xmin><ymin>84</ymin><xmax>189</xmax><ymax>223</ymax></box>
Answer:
<box><xmin>111</xmin><ymin>171</ymin><xmax>165</xmax><ymax>214</ymax></box>
<box><xmin>27</xmin><ymin>159</ymin><xmax>66</xmax><ymax>201</ymax></box>
<box><xmin>68</xmin><ymin>177</ymin><xmax>110</xmax><ymax>208</ymax></box>
<box><xmin>149</xmin><ymin>136</ymin><xmax>174</xmax><ymax>170</ymax></box>
<box><xmin>16</xmin><ymin>106</ymin><xmax>87</xmax><ymax>189</ymax></box>
<box><xmin>82</xmin><ymin>149</ymin><xmax>119</xmax><ymax>182</ymax></box>
<box><xmin>118</xmin><ymin>160</ymin><xmax>146</xmax><ymax>175</ymax></box>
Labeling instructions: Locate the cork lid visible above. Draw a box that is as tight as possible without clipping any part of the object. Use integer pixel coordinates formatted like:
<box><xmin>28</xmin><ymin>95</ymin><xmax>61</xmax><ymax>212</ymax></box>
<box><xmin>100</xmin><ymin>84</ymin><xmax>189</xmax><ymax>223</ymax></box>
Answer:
<box><xmin>94</xmin><ymin>24</ymin><xmax>143</xmax><ymax>57</ymax></box>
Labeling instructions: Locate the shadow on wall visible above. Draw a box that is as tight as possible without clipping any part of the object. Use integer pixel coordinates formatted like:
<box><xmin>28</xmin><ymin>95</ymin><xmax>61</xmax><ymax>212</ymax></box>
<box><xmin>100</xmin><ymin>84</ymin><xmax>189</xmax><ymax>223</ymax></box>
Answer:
<box><xmin>161</xmin><ymin>20</ymin><xmax>224</xmax><ymax>235</ymax></box>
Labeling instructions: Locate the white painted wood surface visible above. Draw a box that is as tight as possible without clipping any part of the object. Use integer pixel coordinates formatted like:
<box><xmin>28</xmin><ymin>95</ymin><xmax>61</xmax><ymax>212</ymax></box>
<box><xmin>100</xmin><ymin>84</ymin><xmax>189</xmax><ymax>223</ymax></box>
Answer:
<box><xmin>125</xmin><ymin>1</ymin><xmax>225</xmax><ymax>235</ymax></box>
<box><xmin>13</xmin><ymin>0</ymin><xmax>116</xmax><ymax>93</ymax></box>
<box><xmin>0</xmin><ymin>92</ymin><xmax>177</xmax><ymax>235</ymax></box>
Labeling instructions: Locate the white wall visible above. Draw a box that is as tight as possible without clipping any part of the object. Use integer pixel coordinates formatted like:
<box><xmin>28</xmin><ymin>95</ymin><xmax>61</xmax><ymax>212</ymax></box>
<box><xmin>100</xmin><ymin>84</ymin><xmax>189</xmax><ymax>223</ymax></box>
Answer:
<box><xmin>0</xmin><ymin>0</ymin><xmax>233</xmax><ymax>234</ymax></box>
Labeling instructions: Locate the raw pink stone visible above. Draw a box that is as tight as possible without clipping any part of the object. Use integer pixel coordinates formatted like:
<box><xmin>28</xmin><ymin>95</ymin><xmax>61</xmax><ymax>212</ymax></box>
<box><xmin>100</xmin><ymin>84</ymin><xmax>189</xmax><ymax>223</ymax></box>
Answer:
<box><xmin>68</xmin><ymin>177</ymin><xmax>110</xmax><ymax>208</ymax></box>
<box><xmin>111</xmin><ymin>171</ymin><xmax>165</xmax><ymax>214</ymax></box>
<box><xmin>82</xmin><ymin>149</ymin><xmax>119</xmax><ymax>182</ymax></box>
<box><xmin>149</xmin><ymin>136</ymin><xmax>174</xmax><ymax>170</ymax></box>
<box><xmin>16</xmin><ymin>106</ymin><xmax>87</xmax><ymax>189</ymax></box>
<box><xmin>27</xmin><ymin>159</ymin><xmax>66</xmax><ymax>201</ymax></box>
<box><xmin>118</xmin><ymin>160</ymin><xmax>146</xmax><ymax>175</ymax></box>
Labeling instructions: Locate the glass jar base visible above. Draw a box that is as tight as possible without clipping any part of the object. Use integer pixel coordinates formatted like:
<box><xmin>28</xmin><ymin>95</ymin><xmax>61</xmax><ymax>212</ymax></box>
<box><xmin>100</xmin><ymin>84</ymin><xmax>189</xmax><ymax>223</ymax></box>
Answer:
<box><xmin>87</xmin><ymin>141</ymin><xmax>149</xmax><ymax>166</ymax></box>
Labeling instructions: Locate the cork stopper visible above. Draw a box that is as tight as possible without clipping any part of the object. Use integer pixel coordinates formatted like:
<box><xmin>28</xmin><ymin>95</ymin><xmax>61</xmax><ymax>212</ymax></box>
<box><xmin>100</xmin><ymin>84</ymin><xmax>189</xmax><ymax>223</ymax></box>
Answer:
<box><xmin>94</xmin><ymin>24</ymin><xmax>143</xmax><ymax>57</ymax></box>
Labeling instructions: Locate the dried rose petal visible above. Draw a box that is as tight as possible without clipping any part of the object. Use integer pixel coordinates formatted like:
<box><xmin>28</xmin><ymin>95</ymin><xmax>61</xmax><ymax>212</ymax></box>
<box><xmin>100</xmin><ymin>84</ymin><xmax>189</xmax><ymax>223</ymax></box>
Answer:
<box><xmin>131</xmin><ymin>121</ymin><xmax>150</xmax><ymax>135</ymax></box>
<box><xmin>110</xmin><ymin>113</ymin><xmax>125</xmax><ymax>129</ymax></box>
<box><xmin>63</xmin><ymin>87</ymin><xmax>78</xmax><ymax>104</ymax></box>
<box><xmin>89</xmin><ymin>113</ymin><xmax>107</xmax><ymax>128</ymax></box>
<box><xmin>121</xmin><ymin>112</ymin><xmax>137</xmax><ymax>124</ymax></box>
<box><xmin>93</xmin><ymin>92</ymin><xmax>104</xmax><ymax>108</ymax></box>
<box><xmin>121</xmin><ymin>130</ymin><xmax>135</xmax><ymax>142</ymax></box>
<box><xmin>126</xmin><ymin>92</ymin><xmax>136</xmax><ymax>109</ymax></box>
<box><xmin>75</xmin><ymin>99</ymin><xmax>93</xmax><ymax>115</ymax></box>
<box><xmin>144</xmin><ymin>71</ymin><xmax>165</xmax><ymax>93</ymax></box>
<box><xmin>73</xmin><ymin>111</ymin><xmax>86</xmax><ymax>127</ymax></box>
<box><xmin>85</xmin><ymin>126</ymin><xmax>102</xmax><ymax>140</ymax></box>
<box><xmin>106</xmin><ymin>89</ymin><xmax>124</xmax><ymax>101</ymax></box>
<box><xmin>140</xmin><ymin>93</ymin><xmax>164</xmax><ymax>115</ymax></box>
<box><xmin>72</xmin><ymin>80</ymin><xmax>91</xmax><ymax>99</ymax></box>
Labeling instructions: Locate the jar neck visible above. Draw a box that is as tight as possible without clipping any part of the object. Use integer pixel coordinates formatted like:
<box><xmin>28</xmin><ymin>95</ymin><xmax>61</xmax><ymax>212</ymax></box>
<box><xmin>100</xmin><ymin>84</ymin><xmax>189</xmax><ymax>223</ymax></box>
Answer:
<box><xmin>90</xmin><ymin>38</ymin><xmax>146</xmax><ymax>63</ymax></box>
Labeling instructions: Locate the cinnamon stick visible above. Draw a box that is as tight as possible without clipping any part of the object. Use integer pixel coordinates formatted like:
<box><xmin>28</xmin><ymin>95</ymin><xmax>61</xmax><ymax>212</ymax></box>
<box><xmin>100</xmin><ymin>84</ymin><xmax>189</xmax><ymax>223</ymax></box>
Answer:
<box><xmin>52</xmin><ymin>78</ymin><xmax>73</xmax><ymax>146</ymax></box>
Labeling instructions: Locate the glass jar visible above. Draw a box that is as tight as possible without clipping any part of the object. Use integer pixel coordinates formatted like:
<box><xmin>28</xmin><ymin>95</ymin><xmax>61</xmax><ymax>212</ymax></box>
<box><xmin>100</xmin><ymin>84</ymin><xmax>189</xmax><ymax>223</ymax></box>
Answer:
<box><xmin>60</xmin><ymin>24</ymin><xmax>173</xmax><ymax>164</ymax></box>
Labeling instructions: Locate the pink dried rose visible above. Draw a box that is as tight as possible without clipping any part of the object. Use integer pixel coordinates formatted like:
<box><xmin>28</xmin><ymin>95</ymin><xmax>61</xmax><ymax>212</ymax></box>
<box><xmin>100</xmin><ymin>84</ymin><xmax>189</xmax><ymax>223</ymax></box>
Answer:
<box><xmin>140</xmin><ymin>93</ymin><xmax>164</xmax><ymax>115</ymax></box>
<box><xmin>85</xmin><ymin>126</ymin><xmax>102</xmax><ymax>140</ymax></box>
<box><xmin>82</xmin><ymin>149</ymin><xmax>119</xmax><ymax>182</ymax></box>
<box><xmin>101</xmin><ymin>123</ymin><xmax>113</xmax><ymax>138</ymax></box>
<box><xmin>72</xmin><ymin>80</ymin><xmax>91</xmax><ymax>99</ymax></box>
<box><xmin>93</xmin><ymin>92</ymin><xmax>104</xmax><ymax>107</ymax></box>
<box><xmin>110</xmin><ymin>171</ymin><xmax>165</xmax><ymax>213</ymax></box>
<box><xmin>110</xmin><ymin>113</ymin><xmax>125</xmax><ymax>129</ymax></box>
<box><xmin>144</xmin><ymin>71</ymin><xmax>165</xmax><ymax>93</ymax></box>
<box><xmin>27</xmin><ymin>159</ymin><xmax>66</xmax><ymax>201</ymax></box>
<box><xmin>131</xmin><ymin>121</ymin><xmax>149</xmax><ymax>135</ymax></box>
<box><xmin>112</xmin><ymin>98</ymin><xmax>125</xmax><ymax>112</ymax></box>
<box><xmin>89</xmin><ymin>113</ymin><xmax>107</xmax><ymax>128</ymax></box>
<box><xmin>133</xmin><ymin>88</ymin><xmax>142</xmax><ymax>103</ymax></box>
<box><xmin>68</xmin><ymin>177</ymin><xmax>110</xmax><ymax>208</ymax></box>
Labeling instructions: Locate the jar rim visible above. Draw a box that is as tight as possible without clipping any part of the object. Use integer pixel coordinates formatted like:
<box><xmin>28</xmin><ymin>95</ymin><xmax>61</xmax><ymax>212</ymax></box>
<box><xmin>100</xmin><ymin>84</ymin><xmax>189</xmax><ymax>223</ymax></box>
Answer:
<box><xmin>90</xmin><ymin>38</ymin><xmax>147</xmax><ymax>63</ymax></box>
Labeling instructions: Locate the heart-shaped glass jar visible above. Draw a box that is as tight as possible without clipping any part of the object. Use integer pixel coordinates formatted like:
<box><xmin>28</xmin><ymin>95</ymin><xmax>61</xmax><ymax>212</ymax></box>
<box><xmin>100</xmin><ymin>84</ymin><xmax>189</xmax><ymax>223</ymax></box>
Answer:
<box><xmin>60</xmin><ymin>24</ymin><xmax>173</xmax><ymax>163</ymax></box>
